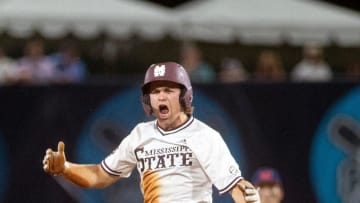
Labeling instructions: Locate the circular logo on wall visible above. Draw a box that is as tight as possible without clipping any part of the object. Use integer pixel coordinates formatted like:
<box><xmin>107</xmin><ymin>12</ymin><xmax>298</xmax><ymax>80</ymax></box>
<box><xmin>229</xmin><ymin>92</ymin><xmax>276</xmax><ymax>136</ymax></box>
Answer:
<box><xmin>72</xmin><ymin>87</ymin><xmax>246</xmax><ymax>203</ymax></box>
<box><xmin>310</xmin><ymin>86</ymin><xmax>360</xmax><ymax>203</ymax></box>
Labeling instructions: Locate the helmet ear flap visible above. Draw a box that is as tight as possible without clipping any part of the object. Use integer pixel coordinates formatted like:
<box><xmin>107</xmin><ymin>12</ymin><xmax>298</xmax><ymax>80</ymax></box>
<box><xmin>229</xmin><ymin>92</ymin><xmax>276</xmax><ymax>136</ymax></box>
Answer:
<box><xmin>142</xmin><ymin>94</ymin><xmax>152</xmax><ymax>116</ymax></box>
<box><xmin>179</xmin><ymin>88</ymin><xmax>186</xmax><ymax>108</ymax></box>
<box><xmin>143</xmin><ymin>94</ymin><xmax>150</xmax><ymax>105</ymax></box>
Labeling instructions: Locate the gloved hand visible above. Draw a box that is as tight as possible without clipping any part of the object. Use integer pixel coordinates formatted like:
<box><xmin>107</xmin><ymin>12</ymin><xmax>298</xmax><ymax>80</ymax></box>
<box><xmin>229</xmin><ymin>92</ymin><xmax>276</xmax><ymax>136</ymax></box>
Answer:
<box><xmin>237</xmin><ymin>180</ymin><xmax>261</xmax><ymax>203</ymax></box>
<box><xmin>244</xmin><ymin>187</ymin><xmax>261</xmax><ymax>203</ymax></box>
<box><xmin>43</xmin><ymin>141</ymin><xmax>67</xmax><ymax>175</ymax></box>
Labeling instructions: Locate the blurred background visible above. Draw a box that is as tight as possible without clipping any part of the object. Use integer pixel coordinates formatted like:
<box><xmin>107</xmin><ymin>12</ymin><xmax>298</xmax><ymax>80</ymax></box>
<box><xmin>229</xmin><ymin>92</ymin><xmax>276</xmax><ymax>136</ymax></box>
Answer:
<box><xmin>0</xmin><ymin>0</ymin><xmax>359</xmax><ymax>203</ymax></box>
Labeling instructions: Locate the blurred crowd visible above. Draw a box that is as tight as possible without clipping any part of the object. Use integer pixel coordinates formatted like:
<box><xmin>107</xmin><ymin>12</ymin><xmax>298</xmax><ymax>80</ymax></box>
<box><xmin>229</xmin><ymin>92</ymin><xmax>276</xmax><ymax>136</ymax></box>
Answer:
<box><xmin>0</xmin><ymin>39</ymin><xmax>359</xmax><ymax>85</ymax></box>
<box><xmin>0</xmin><ymin>39</ymin><xmax>87</xmax><ymax>85</ymax></box>
<box><xmin>204</xmin><ymin>42</ymin><xmax>359</xmax><ymax>84</ymax></box>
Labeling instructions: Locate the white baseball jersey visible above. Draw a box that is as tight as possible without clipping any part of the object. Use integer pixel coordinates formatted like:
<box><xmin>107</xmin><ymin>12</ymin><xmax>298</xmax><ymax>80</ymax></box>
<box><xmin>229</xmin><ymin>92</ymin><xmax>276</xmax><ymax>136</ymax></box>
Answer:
<box><xmin>101</xmin><ymin>116</ymin><xmax>243</xmax><ymax>203</ymax></box>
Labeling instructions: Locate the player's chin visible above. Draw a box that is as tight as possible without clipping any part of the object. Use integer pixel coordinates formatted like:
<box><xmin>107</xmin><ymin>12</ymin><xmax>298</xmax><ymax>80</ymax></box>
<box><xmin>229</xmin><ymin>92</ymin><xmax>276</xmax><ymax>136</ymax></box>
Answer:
<box><xmin>157</xmin><ymin>112</ymin><xmax>170</xmax><ymax>120</ymax></box>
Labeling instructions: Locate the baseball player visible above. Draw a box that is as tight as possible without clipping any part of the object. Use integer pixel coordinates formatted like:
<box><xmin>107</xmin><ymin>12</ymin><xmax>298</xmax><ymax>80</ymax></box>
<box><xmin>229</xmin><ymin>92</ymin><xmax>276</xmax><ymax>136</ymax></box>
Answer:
<box><xmin>43</xmin><ymin>62</ymin><xmax>260</xmax><ymax>203</ymax></box>
<box><xmin>252</xmin><ymin>167</ymin><xmax>284</xmax><ymax>203</ymax></box>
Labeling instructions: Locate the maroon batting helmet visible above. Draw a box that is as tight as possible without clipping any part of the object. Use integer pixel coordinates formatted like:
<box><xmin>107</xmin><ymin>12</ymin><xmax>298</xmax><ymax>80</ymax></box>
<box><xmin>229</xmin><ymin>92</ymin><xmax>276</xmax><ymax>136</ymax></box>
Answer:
<box><xmin>141</xmin><ymin>62</ymin><xmax>193</xmax><ymax>116</ymax></box>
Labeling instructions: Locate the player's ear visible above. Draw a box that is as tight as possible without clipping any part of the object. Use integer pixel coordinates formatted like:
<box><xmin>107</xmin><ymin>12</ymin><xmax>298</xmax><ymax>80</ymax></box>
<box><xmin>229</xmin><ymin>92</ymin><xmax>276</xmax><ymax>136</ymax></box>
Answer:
<box><xmin>278</xmin><ymin>185</ymin><xmax>285</xmax><ymax>200</ymax></box>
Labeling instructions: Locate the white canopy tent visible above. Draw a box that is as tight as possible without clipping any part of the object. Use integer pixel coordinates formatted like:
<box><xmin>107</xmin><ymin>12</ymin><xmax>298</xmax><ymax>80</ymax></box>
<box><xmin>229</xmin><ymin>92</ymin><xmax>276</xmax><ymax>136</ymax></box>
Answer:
<box><xmin>0</xmin><ymin>0</ymin><xmax>176</xmax><ymax>40</ymax></box>
<box><xmin>0</xmin><ymin>0</ymin><xmax>359</xmax><ymax>46</ymax></box>
<box><xmin>172</xmin><ymin>0</ymin><xmax>360</xmax><ymax>46</ymax></box>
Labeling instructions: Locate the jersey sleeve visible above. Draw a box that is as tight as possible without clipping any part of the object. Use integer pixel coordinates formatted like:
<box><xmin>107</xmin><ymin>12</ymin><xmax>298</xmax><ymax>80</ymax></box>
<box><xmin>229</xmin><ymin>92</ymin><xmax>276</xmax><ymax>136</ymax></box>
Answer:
<box><xmin>189</xmin><ymin>131</ymin><xmax>243</xmax><ymax>195</ymax></box>
<box><xmin>101</xmin><ymin>133</ymin><xmax>137</xmax><ymax>178</ymax></box>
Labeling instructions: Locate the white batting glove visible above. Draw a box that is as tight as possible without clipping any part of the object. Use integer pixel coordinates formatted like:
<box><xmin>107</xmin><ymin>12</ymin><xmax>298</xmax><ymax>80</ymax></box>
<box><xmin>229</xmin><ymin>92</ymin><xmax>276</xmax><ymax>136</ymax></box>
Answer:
<box><xmin>244</xmin><ymin>187</ymin><xmax>261</xmax><ymax>203</ymax></box>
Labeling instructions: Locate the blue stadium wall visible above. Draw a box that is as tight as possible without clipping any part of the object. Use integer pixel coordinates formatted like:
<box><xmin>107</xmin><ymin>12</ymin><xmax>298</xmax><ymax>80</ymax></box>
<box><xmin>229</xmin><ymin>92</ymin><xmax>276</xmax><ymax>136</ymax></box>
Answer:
<box><xmin>0</xmin><ymin>82</ymin><xmax>358</xmax><ymax>203</ymax></box>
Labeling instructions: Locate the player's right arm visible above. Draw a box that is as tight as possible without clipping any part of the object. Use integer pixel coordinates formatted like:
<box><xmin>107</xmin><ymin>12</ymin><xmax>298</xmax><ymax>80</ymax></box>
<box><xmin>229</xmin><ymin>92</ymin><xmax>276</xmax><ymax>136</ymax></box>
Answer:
<box><xmin>43</xmin><ymin>141</ymin><xmax>121</xmax><ymax>188</ymax></box>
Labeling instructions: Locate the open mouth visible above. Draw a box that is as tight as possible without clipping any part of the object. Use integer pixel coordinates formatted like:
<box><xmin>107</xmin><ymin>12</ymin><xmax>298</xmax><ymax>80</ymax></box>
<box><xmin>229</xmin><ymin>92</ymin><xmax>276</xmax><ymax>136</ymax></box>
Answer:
<box><xmin>159</xmin><ymin>105</ymin><xmax>169</xmax><ymax>114</ymax></box>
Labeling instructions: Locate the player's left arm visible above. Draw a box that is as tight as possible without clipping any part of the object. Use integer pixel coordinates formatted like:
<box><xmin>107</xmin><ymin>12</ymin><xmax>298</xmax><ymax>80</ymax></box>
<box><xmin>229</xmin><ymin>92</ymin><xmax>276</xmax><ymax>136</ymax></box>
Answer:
<box><xmin>230</xmin><ymin>179</ymin><xmax>261</xmax><ymax>203</ymax></box>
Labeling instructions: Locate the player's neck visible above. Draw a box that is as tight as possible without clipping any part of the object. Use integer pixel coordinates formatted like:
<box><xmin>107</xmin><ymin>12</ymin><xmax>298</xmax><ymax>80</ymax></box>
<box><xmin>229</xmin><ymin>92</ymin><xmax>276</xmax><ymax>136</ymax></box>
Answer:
<box><xmin>157</xmin><ymin>112</ymin><xmax>189</xmax><ymax>131</ymax></box>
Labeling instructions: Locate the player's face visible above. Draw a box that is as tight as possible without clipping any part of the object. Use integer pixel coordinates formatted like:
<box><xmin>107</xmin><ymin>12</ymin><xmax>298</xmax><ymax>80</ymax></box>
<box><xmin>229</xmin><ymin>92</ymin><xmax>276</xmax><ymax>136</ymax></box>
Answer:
<box><xmin>149</xmin><ymin>81</ymin><xmax>188</xmax><ymax>130</ymax></box>
<box><xmin>258</xmin><ymin>184</ymin><xmax>284</xmax><ymax>203</ymax></box>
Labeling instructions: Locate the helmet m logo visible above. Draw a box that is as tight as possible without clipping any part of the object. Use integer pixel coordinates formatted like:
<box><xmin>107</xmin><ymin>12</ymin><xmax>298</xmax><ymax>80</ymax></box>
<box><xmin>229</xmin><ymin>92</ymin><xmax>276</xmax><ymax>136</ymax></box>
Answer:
<box><xmin>153</xmin><ymin>65</ymin><xmax>166</xmax><ymax>77</ymax></box>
